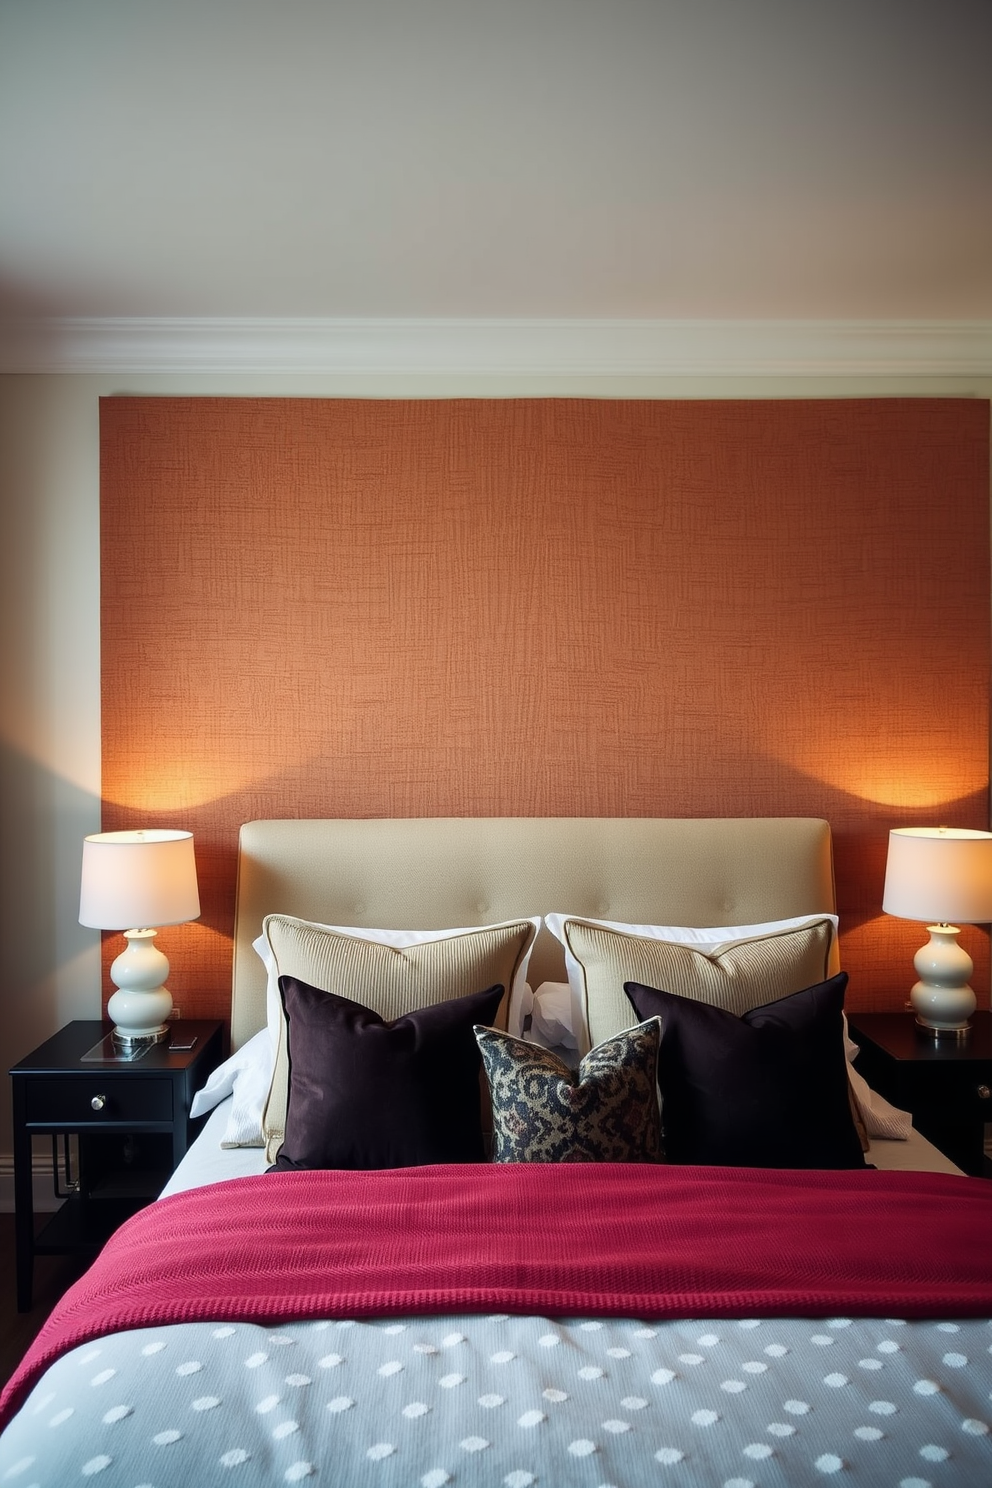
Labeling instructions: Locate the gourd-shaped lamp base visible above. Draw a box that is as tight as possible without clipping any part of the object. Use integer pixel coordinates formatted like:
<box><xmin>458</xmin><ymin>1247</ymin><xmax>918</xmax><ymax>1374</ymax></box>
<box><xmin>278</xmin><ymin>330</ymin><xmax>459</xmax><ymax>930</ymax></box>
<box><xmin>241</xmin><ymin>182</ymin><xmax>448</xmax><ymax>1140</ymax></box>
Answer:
<box><xmin>106</xmin><ymin>928</ymin><xmax>173</xmax><ymax>1045</ymax></box>
<box><xmin>910</xmin><ymin>924</ymin><xmax>977</xmax><ymax>1034</ymax></box>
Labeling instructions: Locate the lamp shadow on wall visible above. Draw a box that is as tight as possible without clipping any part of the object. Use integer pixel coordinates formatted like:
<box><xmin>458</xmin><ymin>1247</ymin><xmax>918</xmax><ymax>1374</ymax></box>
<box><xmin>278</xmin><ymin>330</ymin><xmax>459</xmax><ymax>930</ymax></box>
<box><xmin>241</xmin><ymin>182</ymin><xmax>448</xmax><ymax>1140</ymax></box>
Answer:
<box><xmin>0</xmin><ymin>740</ymin><xmax>101</xmax><ymax>1067</ymax></box>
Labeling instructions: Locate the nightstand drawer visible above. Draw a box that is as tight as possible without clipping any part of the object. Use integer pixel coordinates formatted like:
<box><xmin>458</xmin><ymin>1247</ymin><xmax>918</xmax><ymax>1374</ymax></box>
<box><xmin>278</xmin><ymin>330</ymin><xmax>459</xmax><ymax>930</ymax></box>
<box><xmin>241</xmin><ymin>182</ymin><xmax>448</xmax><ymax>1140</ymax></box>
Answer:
<box><xmin>23</xmin><ymin>1077</ymin><xmax>173</xmax><ymax>1125</ymax></box>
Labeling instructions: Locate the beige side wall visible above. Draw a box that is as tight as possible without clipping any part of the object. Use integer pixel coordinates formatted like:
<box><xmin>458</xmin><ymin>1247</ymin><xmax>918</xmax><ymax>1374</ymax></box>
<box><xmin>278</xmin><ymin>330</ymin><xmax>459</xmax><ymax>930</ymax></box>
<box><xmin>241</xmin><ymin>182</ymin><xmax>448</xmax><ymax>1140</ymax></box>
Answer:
<box><xmin>1</xmin><ymin>369</ymin><xmax>990</xmax><ymax>1168</ymax></box>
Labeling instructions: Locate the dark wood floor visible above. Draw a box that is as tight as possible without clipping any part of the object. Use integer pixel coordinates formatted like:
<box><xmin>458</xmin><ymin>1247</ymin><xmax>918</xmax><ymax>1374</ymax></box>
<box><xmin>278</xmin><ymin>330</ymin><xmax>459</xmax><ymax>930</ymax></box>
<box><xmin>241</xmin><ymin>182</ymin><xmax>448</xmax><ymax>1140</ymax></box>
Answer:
<box><xmin>0</xmin><ymin>1212</ymin><xmax>90</xmax><ymax>1389</ymax></box>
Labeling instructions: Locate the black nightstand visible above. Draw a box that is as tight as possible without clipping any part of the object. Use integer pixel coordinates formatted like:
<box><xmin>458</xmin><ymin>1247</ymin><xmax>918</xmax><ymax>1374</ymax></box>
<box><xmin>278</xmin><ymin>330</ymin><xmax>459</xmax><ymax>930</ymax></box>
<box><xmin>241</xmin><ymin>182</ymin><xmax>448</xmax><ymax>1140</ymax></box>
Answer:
<box><xmin>10</xmin><ymin>1019</ymin><xmax>224</xmax><ymax>1310</ymax></box>
<box><xmin>847</xmin><ymin>1010</ymin><xmax>992</xmax><ymax>1178</ymax></box>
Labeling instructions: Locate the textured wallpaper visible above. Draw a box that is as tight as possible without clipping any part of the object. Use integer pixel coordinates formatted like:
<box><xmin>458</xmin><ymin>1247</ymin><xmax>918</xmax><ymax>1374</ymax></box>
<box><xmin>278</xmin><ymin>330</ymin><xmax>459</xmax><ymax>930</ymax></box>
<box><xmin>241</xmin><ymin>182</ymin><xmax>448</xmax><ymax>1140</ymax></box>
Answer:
<box><xmin>99</xmin><ymin>397</ymin><xmax>990</xmax><ymax>1019</ymax></box>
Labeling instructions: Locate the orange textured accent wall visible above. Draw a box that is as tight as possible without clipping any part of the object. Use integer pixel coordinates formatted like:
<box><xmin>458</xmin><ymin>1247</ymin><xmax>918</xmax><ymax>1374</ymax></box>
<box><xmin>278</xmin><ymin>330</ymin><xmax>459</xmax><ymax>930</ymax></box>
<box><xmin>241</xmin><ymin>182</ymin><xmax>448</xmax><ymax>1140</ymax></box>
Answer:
<box><xmin>99</xmin><ymin>397</ymin><xmax>991</xmax><ymax>1019</ymax></box>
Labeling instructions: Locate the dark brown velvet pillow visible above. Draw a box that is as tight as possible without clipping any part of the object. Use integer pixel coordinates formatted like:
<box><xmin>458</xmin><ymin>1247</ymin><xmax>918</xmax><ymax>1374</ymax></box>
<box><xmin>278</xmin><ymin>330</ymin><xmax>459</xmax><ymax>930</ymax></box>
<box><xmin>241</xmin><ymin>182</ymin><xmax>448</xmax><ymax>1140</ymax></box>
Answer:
<box><xmin>624</xmin><ymin>972</ymin><xmax>867</xmax><ymax>1169</ymax></box>
<box><xmin>271</xmin><ymin>976</ymin><xmax>505</xmax><ymax>1170</ymax></box>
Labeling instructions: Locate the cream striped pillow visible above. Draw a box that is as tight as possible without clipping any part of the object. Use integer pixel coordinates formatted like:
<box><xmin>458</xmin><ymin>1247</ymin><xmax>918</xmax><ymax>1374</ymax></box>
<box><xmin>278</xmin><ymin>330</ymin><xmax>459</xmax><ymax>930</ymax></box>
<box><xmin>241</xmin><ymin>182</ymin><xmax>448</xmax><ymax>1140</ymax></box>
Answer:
<box><xmin>556</xmin><ymin>917</ymin><xmax>836</xmax><ymax>1052</ymax></box>
<box><xmin>260</xmin><ymin>913</ymin><xmax>539</xmax><ymax>1163</ymax></box>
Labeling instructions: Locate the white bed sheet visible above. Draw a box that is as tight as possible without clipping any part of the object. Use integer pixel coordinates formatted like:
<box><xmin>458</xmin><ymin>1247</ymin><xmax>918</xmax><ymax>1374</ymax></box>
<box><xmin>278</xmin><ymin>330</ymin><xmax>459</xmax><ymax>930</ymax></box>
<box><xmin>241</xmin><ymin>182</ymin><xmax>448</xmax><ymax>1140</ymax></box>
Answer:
<box><xmin>160</xmin><ymin>1101</ymin><xmax>266</xmax><ymax>1197</ymax></box>
<box><xmin>160</xmin><ymin>1095</ymin><xmax>964</xmax><ymax>1202</ymax></box>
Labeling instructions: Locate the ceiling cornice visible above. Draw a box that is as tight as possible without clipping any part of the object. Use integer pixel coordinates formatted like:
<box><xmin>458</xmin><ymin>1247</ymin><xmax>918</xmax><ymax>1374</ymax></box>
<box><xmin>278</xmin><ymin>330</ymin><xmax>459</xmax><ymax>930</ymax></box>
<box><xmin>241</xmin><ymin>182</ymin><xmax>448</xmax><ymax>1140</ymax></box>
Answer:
<box><xmin>1</xmin><ymin>317</ymin><xmax>990</xmax><ymax>377</ymax></box>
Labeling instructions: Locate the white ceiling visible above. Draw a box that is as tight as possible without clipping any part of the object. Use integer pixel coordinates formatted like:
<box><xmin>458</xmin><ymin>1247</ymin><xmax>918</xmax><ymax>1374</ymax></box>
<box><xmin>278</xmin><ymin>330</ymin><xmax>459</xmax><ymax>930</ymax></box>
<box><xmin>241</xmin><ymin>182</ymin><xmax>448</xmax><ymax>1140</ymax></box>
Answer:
<box><xmin>1</xmin><ymin>0</ymin><xmax>990</xmax><ymax>332</ymax></box>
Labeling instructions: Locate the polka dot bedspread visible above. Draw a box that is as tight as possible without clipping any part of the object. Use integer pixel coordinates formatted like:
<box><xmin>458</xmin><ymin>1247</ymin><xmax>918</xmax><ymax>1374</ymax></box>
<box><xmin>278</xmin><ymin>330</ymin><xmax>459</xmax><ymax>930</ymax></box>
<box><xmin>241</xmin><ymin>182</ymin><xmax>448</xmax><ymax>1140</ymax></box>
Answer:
<box><xmin>2</xmin><ymin>1310</ymin><xmax>989</xmax><ymax>1486</ymax></box>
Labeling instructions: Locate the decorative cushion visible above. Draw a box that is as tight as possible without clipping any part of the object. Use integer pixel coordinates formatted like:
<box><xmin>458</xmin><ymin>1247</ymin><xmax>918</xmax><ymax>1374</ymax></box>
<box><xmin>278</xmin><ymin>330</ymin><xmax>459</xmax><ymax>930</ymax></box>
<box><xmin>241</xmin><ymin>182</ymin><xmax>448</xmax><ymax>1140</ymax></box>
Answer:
<box><xmin>260</xmin><ymin>914</ymin><xmax>538</xmax><ymax>1162</ymax></box>
<box><xmin>624</xmin><ymin>973</ymin><xmax>867</xmax><ymax>1169</ymax></box>
<box><xmin>474</xmin><ymin>1020</ymin><xmax>663</xmax><ymax>1164</ymax></box>
<box><xmin>549</xmin><ymin>914</ymin><xmax>835</xmax><ymax>1050</ymax></box>
<box><xmin>272</xmin><ymin>978</ymin><xmax>506</xmax><ymax>1170</ymax></box>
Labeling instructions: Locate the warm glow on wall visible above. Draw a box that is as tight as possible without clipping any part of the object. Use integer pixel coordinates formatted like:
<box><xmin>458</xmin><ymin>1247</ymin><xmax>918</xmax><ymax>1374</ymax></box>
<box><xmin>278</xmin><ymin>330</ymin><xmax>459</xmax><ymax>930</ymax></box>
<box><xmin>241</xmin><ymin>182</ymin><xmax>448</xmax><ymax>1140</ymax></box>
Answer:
<box><xmin>753</xmin><ymin>700</ymin><xmax>988</xmax><ymax>813</ymax></box>
<box><xmin>764</xmin><ymin>751</ymin><xmax>987</xmax><ymax>814</ymax></box>
<box><xmin>102</xmin><ymin>757</ymin><xmax>287</xmax><ymax>815</ymax></box>
<box><xmin>851</xmin><ymin>780</ymin><xmax>987</xmax><ymax>813</ymax></box>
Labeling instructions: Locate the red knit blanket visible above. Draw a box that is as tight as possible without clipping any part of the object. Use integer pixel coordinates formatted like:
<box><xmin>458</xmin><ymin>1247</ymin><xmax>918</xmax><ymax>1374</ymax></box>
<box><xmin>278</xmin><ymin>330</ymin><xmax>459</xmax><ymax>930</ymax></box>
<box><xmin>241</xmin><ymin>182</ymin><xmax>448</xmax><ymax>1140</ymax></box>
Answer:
<box><xmin>3</xmin><ymin>1163</ymin><xmax>990</xmax><ymax>1429</ymax></box>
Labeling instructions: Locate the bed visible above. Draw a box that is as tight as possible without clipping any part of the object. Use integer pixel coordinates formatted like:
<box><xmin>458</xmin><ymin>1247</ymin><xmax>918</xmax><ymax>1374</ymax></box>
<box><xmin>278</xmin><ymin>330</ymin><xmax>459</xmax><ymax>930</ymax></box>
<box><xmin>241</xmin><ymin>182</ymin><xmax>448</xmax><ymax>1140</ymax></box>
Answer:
<box><xmin>2</xmin><ymin>816</ymin><xmax>990</xmax><ymax>1487</ymax></box>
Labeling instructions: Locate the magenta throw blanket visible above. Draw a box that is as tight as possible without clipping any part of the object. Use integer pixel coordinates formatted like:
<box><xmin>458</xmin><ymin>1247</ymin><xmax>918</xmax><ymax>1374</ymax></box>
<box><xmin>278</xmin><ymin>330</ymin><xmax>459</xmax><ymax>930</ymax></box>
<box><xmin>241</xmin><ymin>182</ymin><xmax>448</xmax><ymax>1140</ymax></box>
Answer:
<box><xmin>3</xmin><ymin>1162</ymin><xmax>990</xmax><ymax>1428</ymax></box>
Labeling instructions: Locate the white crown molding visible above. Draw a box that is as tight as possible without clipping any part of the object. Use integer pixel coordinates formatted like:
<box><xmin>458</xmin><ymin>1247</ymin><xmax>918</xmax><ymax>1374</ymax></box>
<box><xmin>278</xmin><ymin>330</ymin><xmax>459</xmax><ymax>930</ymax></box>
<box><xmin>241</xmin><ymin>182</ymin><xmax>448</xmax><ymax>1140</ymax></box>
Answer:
<box><xmin>1</xmin><ymin>317</ymin><xmax>990</xmax><ymax>377</ymax></box>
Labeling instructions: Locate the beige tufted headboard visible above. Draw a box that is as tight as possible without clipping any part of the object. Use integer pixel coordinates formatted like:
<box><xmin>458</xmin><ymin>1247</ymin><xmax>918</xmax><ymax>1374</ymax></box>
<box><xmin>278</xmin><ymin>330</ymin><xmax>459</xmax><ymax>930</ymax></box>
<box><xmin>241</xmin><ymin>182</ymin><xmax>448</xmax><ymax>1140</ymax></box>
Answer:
<box><xmin>231</xmin><ymin>817</ymin><xmax>837</xmax><ymax>1048</ymax></box>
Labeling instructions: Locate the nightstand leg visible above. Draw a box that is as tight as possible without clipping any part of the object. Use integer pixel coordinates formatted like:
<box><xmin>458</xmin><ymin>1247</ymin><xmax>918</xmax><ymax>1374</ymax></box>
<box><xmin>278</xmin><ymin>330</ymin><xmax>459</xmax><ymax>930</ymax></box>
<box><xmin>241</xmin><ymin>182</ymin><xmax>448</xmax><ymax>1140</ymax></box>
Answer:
<box><xmin>12</xmin><ymin>1107</ymin><xmax>34</xmax><ymax>1312</ymax></box>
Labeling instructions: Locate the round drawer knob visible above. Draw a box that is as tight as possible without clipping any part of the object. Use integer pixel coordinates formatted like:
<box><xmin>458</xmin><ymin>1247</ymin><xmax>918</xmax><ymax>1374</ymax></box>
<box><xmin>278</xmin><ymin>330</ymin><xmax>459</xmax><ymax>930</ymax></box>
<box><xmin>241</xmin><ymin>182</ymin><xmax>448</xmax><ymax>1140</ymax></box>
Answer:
<box><xmin>90</xmin><ymin>1094</ymin><xmax>107</xmax><ymax>1112</ymax></box>
<box><xmin>977</xmin><ymin>1084</ymin><xmax>991</xmax><ymax>1101</ymax></box>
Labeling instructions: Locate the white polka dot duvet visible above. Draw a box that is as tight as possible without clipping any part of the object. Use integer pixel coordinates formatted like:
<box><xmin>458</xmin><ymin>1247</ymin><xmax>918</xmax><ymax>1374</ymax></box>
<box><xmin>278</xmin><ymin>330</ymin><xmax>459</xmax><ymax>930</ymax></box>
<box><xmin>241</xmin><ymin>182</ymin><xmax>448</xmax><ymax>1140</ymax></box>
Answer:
<box><xmin>2</xmin><ymin>1311</ymin><xmax>990</xmax><ymax>1486</ymax></box>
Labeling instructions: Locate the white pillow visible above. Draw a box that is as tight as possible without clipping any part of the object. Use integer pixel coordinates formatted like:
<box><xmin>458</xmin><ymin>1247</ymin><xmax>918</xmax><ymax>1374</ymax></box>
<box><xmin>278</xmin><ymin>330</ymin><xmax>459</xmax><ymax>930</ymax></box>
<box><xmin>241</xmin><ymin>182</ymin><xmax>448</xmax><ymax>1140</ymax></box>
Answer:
<box><xmin>843</xmin><ymin>1015</ymin><xmax>911</xmax><ymax>1141</ymax></box>
<box><xmin>513</xmin><ymin>980</ymin><xmax>535</xmax><ymax>1039</ymax></box>
<box><xmin>545</xmin><ymin>911</ymin><xmax>840</xmax><ymax>1050</ymax></box>
<box><xmin>527</xmin><ymin>980</ymin><xmax>578</xmax><ymax>1051</ymax></box>
<box><xmin>189</xmin><ymin>1028</ymin><xmax>273</xmax><ymax>1148</ymax></box>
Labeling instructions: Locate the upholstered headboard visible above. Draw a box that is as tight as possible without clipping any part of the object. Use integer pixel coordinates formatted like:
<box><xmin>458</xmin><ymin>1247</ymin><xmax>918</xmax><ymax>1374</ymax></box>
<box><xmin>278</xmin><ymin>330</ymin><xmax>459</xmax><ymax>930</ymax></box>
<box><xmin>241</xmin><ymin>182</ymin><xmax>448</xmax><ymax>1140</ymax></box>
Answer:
<box><xmin>231</xmin><ymin>817</ymin><xmax>837</xmax><ymax>1048</ymax></box>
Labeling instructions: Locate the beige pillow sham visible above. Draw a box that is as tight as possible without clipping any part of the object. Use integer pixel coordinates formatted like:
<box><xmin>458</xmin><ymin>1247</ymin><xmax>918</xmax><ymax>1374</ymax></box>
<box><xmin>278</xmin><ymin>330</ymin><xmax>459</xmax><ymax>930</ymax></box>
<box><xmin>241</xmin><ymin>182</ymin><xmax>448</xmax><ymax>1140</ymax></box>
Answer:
<box><xmin>260</xmin><ymin>914</ymin><xmax>538</xmax><ymax>1162</ymax></box>
<box><xmin>561</xmin><ymin>917</ymin><xmax>835</xmax><ymax>1050</ymax></box>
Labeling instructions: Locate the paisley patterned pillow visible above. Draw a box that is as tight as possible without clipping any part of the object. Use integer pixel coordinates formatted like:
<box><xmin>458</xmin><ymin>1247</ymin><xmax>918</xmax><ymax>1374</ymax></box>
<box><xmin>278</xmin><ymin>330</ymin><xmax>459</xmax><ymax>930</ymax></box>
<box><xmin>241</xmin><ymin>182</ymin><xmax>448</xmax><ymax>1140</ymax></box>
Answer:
<box><xmin>474</xmin><ymin>1020</ymin><xmax>663</xmax><ymax>1163</ymax></box>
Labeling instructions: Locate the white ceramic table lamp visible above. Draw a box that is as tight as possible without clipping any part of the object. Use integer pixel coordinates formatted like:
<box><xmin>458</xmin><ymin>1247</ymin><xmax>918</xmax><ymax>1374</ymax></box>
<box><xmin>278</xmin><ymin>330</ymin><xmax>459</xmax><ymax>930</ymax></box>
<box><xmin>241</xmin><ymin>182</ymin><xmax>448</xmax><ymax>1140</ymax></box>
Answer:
<box><xmin>882</xmin><ymin>826</ymin><xmax>992</xmax><ymax>1034</ymax></box>
<box><xmin>79</xmin><ymin>829</ymin><xmax>200</xmax><ymax>1046</ymax></box>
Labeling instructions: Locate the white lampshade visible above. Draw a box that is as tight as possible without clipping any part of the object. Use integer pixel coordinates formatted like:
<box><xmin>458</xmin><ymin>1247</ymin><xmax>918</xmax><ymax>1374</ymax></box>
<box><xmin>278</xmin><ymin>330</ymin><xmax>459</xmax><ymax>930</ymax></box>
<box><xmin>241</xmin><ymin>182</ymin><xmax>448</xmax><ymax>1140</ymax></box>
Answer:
<box><xmin>882</xmin><ymin>826</ymin><xmax>992</xmax><ymax>1034</ymax></box>
<box><xmin>79</xmin><ymin>829</ymin><xmax>200</xmax><ymax>930</ymax></box>
<box><xmin>882</xmin><ymin>827</ymin><xmax>992</xmax><ymax>925</ymax></box>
